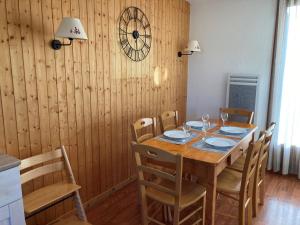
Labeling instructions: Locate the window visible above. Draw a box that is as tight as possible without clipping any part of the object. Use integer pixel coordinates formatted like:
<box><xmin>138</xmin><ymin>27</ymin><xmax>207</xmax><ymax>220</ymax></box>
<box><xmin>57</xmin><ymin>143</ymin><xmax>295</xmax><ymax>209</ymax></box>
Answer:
<box><xmin>278</xmin><ymin>5</ymin><xmax>300</xmax><ymax>147</ymax></box>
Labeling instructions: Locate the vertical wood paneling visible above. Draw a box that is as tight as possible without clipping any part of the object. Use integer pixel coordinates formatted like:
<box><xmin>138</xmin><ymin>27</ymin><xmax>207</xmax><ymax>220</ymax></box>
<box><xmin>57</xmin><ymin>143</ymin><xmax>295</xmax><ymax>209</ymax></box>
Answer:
<box><xmin>0</xmin><ymin>0</ymin><xmax>190</xmax><ymax>223</ymax></box>
<box><xmin>0</xmin><ymin>0</ymin><xmax>18</xmax><ymax>156</ymax></box>
<box><xmin>120</xmin><ymin>0</ymin><xmax>128</xmax><ymax>182</ymax></box>
<box><xmin>95</xmin><ymin>0</ymin><xmax>105</xmax><ymax>193</ymax></box>
<box><xmin>80</xmin><ymin>0</ymin><xmax>93</xmax><ymax>202</ymax></box>
<box><xmin>71</xmin><ymin>0</ymin><xmax>87</xmax><ymax>202</ymax></box>
<box><xmin>40</xmin><ymin>5</ymin><xmax>57</xmax><ymax>214</ymax></box>
<box><xmin>6</xmin><ymin>0</ymin><xmax>30</xmax><ymax>159</ymax></box>
<box><xmin>0</xmin><ymin>93</ymin><xmax>5</xmax><ymax>153</ymax></box>
<box><xmin>102</xmin><ymin>0</ymin><xmax>112</xmax><ymax>191</ymax></box>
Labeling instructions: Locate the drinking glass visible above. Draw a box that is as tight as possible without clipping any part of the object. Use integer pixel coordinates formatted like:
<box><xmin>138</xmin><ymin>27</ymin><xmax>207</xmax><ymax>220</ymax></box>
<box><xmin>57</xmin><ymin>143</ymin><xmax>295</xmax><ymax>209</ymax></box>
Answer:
<box><xmin>182</xmin><ymin>122</ymin><xmax>191</xmax><ymax>135</ymax></box>
<box><xmin>201</xmin><ymin>114</ymin><xmax>210</xmax><ymax>123</ymax></box>
<box><xmin>202</xmin><ymin>121</ymin><xmax>210</xmax><ymax>141</ymax></box>
<box><xmin>221</xmin><ymin>112</ymin><xmax>229</xmax><ymax>126</ymax></box>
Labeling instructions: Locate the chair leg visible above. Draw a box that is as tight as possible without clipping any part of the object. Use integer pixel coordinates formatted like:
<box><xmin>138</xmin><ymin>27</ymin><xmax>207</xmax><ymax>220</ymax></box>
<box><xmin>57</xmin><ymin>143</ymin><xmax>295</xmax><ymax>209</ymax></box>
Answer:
<box><xmin>238</xmin><ymin>202</ymin><xmax>245</xmax><ymax>225</ymax></box>
<box><xmin>252</xmin><ymin>184</ymin><xmax>258</xmax><ymax>217</ymax></box>
<box><xmin>202</xmin><ymin>195</ymin><xmax>206</xmax><ymax>225</ymax></box>
<box><xmin>247</xmin><ymin>200</ymin><xmax>253</xmax><ymax>225</ymax></box>
<box><xmin>140</xmin><ymin>196</ymin><xmax>148</xmax><ymax>225</ymax></box>
<box><xmin>162</xmin><ymin>205</ymin><xmax>168</xmax><ymax>223</ymax></box>
<box><xmin>259</xmin><ymin>180</ymin><xmax>265</xmax><ymax>206</ymax></box>
<box><xmin>137</xmin><ymin>183</ymin><xmax>141</xmax><ymax>207</ymax></box>
<box><xmin>168</xmin><ymin>206</ymin><xmax>173</xmax><ymax>223</ymax></box>
<box><xmin>73</xmin><ymin>191</ymin><xmax>87</xmax><ymax>221</ymax></box>
<box><xmin>173</xmin><ymin>207</ymin><xmax>180</xmax><ymax>225</ymax></box>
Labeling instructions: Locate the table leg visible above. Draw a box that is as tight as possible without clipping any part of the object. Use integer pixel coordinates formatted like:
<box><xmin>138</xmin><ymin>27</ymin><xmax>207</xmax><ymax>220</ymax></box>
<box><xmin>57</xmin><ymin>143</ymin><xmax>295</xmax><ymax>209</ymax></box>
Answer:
<box><xmin>204</xmin><ymin>166</ymin><xmax>217</xmax><ymax>225</ymax></box>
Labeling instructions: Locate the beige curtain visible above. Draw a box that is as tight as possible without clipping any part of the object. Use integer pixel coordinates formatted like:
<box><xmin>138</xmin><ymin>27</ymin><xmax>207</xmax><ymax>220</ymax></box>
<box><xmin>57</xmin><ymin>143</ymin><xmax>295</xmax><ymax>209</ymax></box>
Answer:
<box><xmin>268</xmin><ymin>0</ymin><xmax>300</xmax><ymax>179</ymax></box>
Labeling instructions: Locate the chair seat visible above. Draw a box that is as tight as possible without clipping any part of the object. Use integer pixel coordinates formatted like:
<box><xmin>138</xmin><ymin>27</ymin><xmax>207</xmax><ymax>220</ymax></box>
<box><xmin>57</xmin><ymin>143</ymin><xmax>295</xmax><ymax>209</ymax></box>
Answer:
<box><xmin>51</xmin><ymin>215</ymin><xmax>91</xmax><ymax>225</ymax></box>
<box><xmin>227</xmin><ymin>155</ymin><xmax>246</xmax><ymax>172</ymax></box>
<box><xmin>146</xmin><ymin>179</ymin><xmax>206</xmax><ymax>209</ymax></box>
<box><xmin>217</xmin><ymin>168</ymin><xmax>242</xmax><ymax>194</ymax></box>
<box><xmin>24</xmin><ymin>182</ymin><xmax>81</xmax><ymax>216</ymax></box>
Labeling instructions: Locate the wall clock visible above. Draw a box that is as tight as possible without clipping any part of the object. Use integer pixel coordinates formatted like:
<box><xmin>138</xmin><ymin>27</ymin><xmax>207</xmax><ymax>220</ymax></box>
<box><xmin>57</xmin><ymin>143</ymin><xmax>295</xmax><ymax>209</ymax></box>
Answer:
<box><xmin>119</xmin><ymin>7</ymin><xmax>152</xmax><ymax>62</ymax></box>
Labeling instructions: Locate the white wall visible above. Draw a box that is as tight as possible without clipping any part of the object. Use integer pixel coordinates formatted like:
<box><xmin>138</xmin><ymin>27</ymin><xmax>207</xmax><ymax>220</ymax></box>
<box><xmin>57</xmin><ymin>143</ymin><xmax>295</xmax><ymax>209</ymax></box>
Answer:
<box><xmin>187</xmin><ymin>0</ymin><xmax>277</xmax><ymax>131</ymax></box>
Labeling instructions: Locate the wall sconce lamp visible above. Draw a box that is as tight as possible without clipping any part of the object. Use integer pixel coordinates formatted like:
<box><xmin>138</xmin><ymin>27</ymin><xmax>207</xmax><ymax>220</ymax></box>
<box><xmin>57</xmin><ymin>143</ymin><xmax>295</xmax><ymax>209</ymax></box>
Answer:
<box><xmin>51</xmin><ymin>17</ymin><xmax>88</xmax><ymax>50</ymax></box>
<box><xmin>178</xmin><ymin>40</ymin><xmax>201</xmax><ymax>57</ymax></box>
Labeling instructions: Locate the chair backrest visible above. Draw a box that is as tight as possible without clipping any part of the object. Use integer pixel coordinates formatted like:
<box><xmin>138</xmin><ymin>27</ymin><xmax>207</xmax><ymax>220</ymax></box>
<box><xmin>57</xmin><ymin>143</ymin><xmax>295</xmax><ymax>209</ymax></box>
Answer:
<box><xmin>159</xmin><ymin>110</ymin><xmax>179</xmax><ymax>132</ymax></box>
<box><xmin>20</xmin><ymin>146</ymin><xmax>71</xmax><ymax>185</ymax></box>
<box><xmin>220</xmin><ymin>107</ymin><xmax>254</xmax><ymax>124</ymax></box>
<box><xmin>131</xmin><ymin>117</ymin><xmax>157</xmax><ymax>143</ymax></box>
<box><xmin>240</xmin><ymin>134</ymin><xmax>265</xmax><ymax>203</ymax></box>
<box><xmin>257</xmin><ymin>122</ymin><xmax>276</xmax><ymax>182</ymax></box>
<box><xmin>132</xmin><ymin>142</ymin><xmax>183</xmax><ymax>206</ymax></box>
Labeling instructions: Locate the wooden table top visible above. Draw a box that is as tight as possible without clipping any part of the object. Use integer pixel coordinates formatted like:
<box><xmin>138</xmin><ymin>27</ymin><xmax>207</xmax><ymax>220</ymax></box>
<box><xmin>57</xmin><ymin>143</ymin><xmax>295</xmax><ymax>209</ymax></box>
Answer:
<box><xmin>143</xmin><ymin>120</ymin><xmax>257</xmax><ymax>165</ymax></box>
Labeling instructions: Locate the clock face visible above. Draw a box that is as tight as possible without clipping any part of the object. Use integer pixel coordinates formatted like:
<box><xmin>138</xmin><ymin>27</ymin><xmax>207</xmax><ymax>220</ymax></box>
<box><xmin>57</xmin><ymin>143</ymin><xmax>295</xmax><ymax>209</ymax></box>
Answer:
<box><xmin>119</xmin><ymin>7</ymin><xmax>152</xmax><ymax>62</ymax></box>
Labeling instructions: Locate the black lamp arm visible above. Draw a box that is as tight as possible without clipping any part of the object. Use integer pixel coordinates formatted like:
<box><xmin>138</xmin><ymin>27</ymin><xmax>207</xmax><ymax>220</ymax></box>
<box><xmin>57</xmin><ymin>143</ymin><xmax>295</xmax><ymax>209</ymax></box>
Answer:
<box><xmin>178</xmin><ymin>51</ymin><xmax>194</xmax><ymax>57</ymax></box>
<box><xmin>51</xmin><ymin>38</ymin><xmax>73</xmax><ymax>50</ymax></box>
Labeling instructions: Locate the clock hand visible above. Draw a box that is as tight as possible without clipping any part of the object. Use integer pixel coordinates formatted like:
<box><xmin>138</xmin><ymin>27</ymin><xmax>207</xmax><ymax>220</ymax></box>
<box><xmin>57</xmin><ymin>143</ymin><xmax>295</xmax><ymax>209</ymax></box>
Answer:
<box><xmin>135</xmin><ymin>38</ymin><xmax>138</xmax><ymax>50</ymax></box>
<box><xmin>120</xmin><ymin>28</ymin><xmax>134</xmax><ymax>35</ymax></box>
<box><xmin>138</xmin><ymin>37</ymin><xmax>150</xmax><ymax>50</ymax></box>
<box><xmin>139</xmin><ymin>34</ymin><xmax>151</xmax><ymax>37</ymax></box>
<box><xmin>138</xmin><ymin>37</ymin><xmax>146</xmax><ymax>44</ymax></box>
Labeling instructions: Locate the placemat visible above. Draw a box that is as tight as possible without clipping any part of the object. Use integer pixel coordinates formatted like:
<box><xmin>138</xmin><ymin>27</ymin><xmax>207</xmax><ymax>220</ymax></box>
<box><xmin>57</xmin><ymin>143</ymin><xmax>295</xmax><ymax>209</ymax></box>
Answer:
<box><xmin>213</xmin><ymin>128</ymin><xmax>251</xmax><ymax>138</ymax></box>
<box><xmin>156</xmin><ymin>132</ymin><xmax>198</xmax><ymax>145</ymax></box>
<box><xmin>192</xmin><ymin>139</ymin><xmax>236</xmax><ymax>153</ymax></box>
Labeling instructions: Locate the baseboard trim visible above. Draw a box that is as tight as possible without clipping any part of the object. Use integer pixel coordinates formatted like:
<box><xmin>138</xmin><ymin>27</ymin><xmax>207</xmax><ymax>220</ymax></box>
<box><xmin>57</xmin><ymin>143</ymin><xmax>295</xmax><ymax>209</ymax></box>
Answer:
<box><xmin>84</xmin><ymin>175</ymin><xmax>137</xmax><ymax>210</ymax></box>
<box><xmin>48</xmin><ymin>175</ymin><xmax>137</xmax><ymax>224</ymax></box>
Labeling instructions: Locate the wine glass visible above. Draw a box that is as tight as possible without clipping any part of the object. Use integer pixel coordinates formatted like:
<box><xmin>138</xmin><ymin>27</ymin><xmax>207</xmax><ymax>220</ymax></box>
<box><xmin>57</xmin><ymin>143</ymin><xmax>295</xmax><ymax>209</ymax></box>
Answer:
<box><xmin>221</xmin><ymin>112</ymin><xmax>228</xmax><ymax>126</ymax></box>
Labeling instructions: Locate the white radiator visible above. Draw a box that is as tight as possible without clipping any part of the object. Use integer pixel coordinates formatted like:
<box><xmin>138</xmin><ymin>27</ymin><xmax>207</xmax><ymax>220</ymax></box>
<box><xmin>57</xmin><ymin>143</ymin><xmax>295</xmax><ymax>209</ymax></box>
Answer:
<box><xmin>226</xmin><ymin>75</ymin><xmax>259</xmax><ymax>123</ymax></box>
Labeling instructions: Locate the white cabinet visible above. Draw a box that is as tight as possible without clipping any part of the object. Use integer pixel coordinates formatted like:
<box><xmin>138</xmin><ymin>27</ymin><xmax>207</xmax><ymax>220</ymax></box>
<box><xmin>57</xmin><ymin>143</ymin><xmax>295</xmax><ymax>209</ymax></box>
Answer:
<box><xmin>0</xmin><ymin>205</ymin><xmax>9</xmax><ymax>225</ymax></box>
<box><xmin>0</xmin><ymin>163</ymin><xmax>25</xmax><ymax>225</ymax></box>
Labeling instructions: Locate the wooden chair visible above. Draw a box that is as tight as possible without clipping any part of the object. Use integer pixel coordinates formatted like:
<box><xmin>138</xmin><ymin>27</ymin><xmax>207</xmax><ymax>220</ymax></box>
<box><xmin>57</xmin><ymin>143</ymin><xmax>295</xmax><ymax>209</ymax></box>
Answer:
<box><xmin>132</xmin><ymin>142</ymin><xmax>206</xmax><ymax>225</ymax></box>
<box><xmin>159</xmin><ymin>110</ymin><xmax>179</xmax><ymax>132</ymax></box>
<box><xmin>20</xmin><ymin>146</ymin><xmax>91</xmax><ymax>225</ymax></box>
<box><xmin>216</xmin><ymin>134</ymin><xmax>265</xmax><ymax>225</ymax></box>
<box><xmin>220</xmin><ymin>107</ymin><xmax>254</xmax><ymax>124</ymax></box>
<box><xmin>227</xmin><ymin>123</ymin><xmax>276</xmax><ymax>217</ymax></box>
<box><xmin>131</xmin><ymin>117</ymin><xmax>157</xmax><ymax>143</ymax></box>
<box><xmin>254</xmin><ymin>122</ymin><xmax>276</xmax><ymax>214</ymax></box>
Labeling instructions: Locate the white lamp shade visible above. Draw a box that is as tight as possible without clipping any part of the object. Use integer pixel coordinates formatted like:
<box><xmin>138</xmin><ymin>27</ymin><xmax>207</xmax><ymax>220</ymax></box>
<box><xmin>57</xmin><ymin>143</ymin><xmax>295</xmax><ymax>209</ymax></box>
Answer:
<box><xmin>55</xmin><ymin>17</ymin><xmax>88</xmax><ymax>40</ymax></box>
<box><xmin>184</xmin><ymin>40</ymin><xmax>201</xmax><ymax>52</ymax></box>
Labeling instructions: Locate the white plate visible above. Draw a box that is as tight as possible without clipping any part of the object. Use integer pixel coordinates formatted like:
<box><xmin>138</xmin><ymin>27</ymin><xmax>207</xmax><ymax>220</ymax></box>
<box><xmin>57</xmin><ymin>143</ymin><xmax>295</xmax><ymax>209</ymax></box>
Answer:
<box><xmin>186</xmin><ymin>121</ymin><xmax>203</xmax><ymax>128</ymax></box>
<box><xmin>205</xmin><ymin>137</ymin><xmax>236</xmax><ymax>148</ymax></box>
<box><xmin>164</xmin><ymin>130</ymin><xmax>191</xmax><ymax>139</ymax></box>
<box><xmin>220</xmin><ymin>126</ymin><xmax>247</xmax><ymax>135</ymax></box>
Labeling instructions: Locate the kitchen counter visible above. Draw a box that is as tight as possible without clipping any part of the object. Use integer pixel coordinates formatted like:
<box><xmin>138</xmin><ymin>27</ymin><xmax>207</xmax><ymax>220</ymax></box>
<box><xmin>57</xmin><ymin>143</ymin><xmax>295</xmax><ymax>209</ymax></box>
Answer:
<box><xmin>0</xmin><ymin>154</ymin><xmax>20</xmax><ymax>172</ymax></box>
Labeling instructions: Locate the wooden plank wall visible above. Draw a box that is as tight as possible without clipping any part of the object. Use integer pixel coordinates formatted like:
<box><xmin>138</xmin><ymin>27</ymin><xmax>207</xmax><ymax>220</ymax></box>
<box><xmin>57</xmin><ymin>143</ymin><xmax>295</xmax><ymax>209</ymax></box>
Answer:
<box><xmin>0</xmin><ymin>0</ymin><xmax>189</xmax><ymax>223</ymax></box>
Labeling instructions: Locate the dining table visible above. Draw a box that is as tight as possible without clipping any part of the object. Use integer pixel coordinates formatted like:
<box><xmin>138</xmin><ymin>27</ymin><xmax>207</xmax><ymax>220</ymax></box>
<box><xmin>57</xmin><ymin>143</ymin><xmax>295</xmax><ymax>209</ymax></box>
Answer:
<box><xmin>143</xmin><ymin>120</ymin><xmax>257</xmax><ymax>225</ymax></box>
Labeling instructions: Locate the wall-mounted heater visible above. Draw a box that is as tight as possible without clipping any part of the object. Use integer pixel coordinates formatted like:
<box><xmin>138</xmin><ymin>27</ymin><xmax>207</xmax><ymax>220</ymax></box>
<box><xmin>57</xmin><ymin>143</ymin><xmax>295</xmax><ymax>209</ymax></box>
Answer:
<box><xmin>226</xmin><ymin>75</ymin><xmax>259</xmax><ymax>123</ymax></box>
